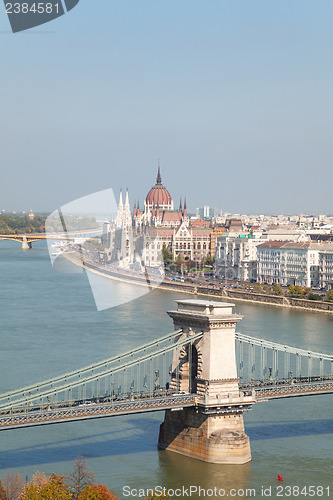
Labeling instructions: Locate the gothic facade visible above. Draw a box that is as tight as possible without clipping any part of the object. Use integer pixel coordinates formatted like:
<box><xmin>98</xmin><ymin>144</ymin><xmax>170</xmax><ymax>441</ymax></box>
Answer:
<box><xmin>103</xmin><ymin>167</ymin><xmax>213</xmax><ymax>268</ymax></box>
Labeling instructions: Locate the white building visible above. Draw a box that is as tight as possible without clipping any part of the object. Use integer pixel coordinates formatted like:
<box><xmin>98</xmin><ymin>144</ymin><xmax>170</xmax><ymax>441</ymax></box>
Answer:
<box><xmin>215</xmin><ymin>231</ymin><xmax>265</xmax><ymax>281</ymax></box>
<box><xmin>319</xmin><ymin>245</ymin><xmax>333</xmax><ymax>290</ymax></box>
<box><xmin>257</xmin><ymin>242</ymin><xmax>321</xmax><ymax>287</ymax></box>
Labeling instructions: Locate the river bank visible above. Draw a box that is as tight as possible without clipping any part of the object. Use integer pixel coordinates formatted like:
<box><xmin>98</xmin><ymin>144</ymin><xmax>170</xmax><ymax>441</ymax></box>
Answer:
<box><xmin>62</xmin><ymin>251</ymin><xmax>333</xmax><ymax>315</ymax></box>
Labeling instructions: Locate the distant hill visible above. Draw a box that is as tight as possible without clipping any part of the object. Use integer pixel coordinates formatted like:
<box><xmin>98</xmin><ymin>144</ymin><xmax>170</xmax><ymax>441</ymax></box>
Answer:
<box><xmin>0</xmin><ymin>214</ymin><xmax>100</xmax><ymax>234</ymax></box>
<box><xmin>0</xmin><ymin>214</ymin><xmax>47</xmax><ymax>234</ymax></box>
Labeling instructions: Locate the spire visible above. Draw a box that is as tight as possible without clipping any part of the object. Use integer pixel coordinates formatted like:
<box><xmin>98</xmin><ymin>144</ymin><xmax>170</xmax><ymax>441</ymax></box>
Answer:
<box><xmin>156</xmin><ymin>161</ymin><xmax>162</xmax><ymax>185</ymax></box>
<box><xmin>184</xmin><ymin>197</ymin><xmax>187</xmax><ymax>217</ymax></box>
<box><xmin>179</xmin><ymin>198</ymin><xmax>182</xmax><ymax>211</ymax></box>
<box><xmin>125</xmin><ymin>188</ymin><xmax>130</xmax><ymax>209</ymax></box>
<box><xmin>118</xmin><ymin>189</ymin><xmax>123</xmax><ymax>210</ymax></box>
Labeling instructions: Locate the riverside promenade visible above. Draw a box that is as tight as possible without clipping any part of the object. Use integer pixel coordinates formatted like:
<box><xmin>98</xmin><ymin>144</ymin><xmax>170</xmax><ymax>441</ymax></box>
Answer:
<box><xmin>62</xmin><ymin>251</ymin><xmax>333</xmax><ymax>315</ymax></box>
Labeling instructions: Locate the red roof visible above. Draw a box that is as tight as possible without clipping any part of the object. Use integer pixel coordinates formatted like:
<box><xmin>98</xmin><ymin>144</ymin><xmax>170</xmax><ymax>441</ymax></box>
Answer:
<box><xmin>146</xmin><ymin>184</ymin><xmax>172</xmax><ymax>206</ymax></box>
<box><xmin>162</xmin><ymin>211</ymin><xmax>182</xmax><ymax>222</ymax></box>
<box><xmin>146</xmin><ymin>168</ymin><xmax>172</xmax><ymax>207</ymax></box>
<box><xmin>192</xmin><ymin>228</ymin><xmax>212</xmax><ymax>236</ymax></box>
<box><xmin>191</xmin><ymin>219</ymin><xmax>211</xmax><ymax>228</ymax></box>
<box><xmin>148</xmin><ymin>228</ymin><xmax>174</xmax><ymax>237</ymax></box>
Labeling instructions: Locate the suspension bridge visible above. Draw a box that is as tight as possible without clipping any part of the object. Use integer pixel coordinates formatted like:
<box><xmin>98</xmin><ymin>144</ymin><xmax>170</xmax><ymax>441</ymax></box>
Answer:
<box><xmin>0</xmin><ymin>300</ymin><xmax>332</xmax><ymax>463</ymax></box>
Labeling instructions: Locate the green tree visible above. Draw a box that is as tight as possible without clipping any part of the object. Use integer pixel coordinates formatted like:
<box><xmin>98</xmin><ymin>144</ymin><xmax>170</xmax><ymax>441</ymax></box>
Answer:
<box><xmin>272</xmin><ymin>283</ymin><xmax>282</xmax><ymax>295</ymax></box>
<box><xmin>162</xmin><ymin>247</ymin><xmax>173</xmax><ymax>267</ymax></box>
<box><xmin>0</xmin><ymin>215</ymin><xmax>48</xmax><ymax>235</ymax></box>
<box><xmin>175</xmin><ymin>254</ymin><xmax>185</xmax><ymax>273</ymax></box>
<box><xmin>324</xmin><ymin>290</ymin><xmax>333</xmax><ymax>302</ymax></box>
<box><xmin>184</xmin><ymin>259</ymin><xmax>195</xmax><ymax>272</ymax></box>
<box><xmin>307</xmin><ymin>293</ymin><xmax>323</xmax><ymax>301</ymax></box>
<box><xmin>20</xmin><ymin>471</ymin><xmax>49</xmax><ymax>500</ymax></box>
<box><xmin>294</xmin><ymin>285</ymin><xmax>304</xmax><ymax>296</ymax></box>
<box><xmin>204</xmin><ymin>255</ymin><xmax>215</xmax><ymax>268</ymax></box>
<box><xmin>22</xmin><ymin>476</ymin><xmax>71</xmax><ymax>500</ymax></box>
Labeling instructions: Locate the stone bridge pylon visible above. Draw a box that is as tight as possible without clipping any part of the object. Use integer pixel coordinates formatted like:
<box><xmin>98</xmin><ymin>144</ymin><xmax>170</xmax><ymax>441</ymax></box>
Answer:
<box><xmin>158</xmin><ymin>299</ymin><xmax>255</xmax><ymax>464</ymax></box>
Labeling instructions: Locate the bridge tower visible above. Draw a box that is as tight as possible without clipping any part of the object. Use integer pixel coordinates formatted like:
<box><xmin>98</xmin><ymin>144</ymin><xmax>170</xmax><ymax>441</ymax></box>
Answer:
<box><xmin>158</xmin><ymin>299</ymin><xmax>255</xmax><ymax>464</ymax></box>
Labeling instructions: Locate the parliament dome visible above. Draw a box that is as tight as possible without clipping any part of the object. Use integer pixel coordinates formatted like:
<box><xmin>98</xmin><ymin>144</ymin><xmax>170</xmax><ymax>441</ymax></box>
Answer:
<box><xmin>146</xmin><ymin>167</ymin><xmax>173</xmax><ymax>209</ymax></box>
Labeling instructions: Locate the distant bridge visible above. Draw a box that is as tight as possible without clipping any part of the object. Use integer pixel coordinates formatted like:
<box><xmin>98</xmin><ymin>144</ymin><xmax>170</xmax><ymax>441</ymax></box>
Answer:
<box><xmin>0</xmin><ymin>229</ymin><xmax>101</xmax><ymax>248</ymax></box>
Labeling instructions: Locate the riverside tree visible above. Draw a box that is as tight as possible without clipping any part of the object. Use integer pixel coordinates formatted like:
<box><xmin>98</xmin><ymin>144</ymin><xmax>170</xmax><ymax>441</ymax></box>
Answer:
<box><xmin>2</xmin><ymin>471</ymin><xmax>24</xmax><ymax>500</ymax></box>
<box><xmin>21</xmin><ymin>473</ymin><xmax>71</xmax><ymax>500</ymax></box>
<box><xmin>0</xmin><ymin>459</ymin><xmax>119</xmax><ymax>500</ymax></box>
<box><xmin>67</xmin><ymin>457</ymin><xmax>95</xmax><ymax>500</ymax></box>
<box><xmin>78</xmin><ymin>484</ymin><xmax>119</xmax><ymax>499</ymax></box>
<box><xmin>0</xmin><ymin>480</ymin><xmax>6</xmax><ymax>500</ymax></box>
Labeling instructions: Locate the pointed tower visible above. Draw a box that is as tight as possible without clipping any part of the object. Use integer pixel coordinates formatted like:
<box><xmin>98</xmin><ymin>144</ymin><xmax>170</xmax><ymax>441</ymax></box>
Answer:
<box><xmin>124</xmin><ymin>188</ymin><xmax>130</xmax><ymax>210</ymax></box>
<box><xmin>156</xmin><ymin>161</ymin><xmax>162</xmax><ymax>185</ymax></box>
<box><xmin>179</xmin><ymin>198</ymin><xmax>182</xmax><ymax>212</ymax></box>
<box><xmin>124</xmin><ymin>188</ymin><xmax>132</xmax><ymax>226</ymax></box>
<box><xmin>118</xmin><ymin>189</ymin><xmax>123</xmax><ymax>211</ymax></box>
<box><xmin>116</xmin><ymin>189</ymin><xmax>124</xmax><ymax>228</ymax></box>
<box><xmin>182</xmin><ymin>197</ymin><xmax>189</xmax><ymax>227</ymax></box>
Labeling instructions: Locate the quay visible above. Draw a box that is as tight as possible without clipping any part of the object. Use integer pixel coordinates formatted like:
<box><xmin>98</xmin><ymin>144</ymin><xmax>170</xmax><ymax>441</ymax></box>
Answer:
<box><xmin>62</xmin><ymin>251</ymin><xmax>333</xmax><ymax>315</ymax></box>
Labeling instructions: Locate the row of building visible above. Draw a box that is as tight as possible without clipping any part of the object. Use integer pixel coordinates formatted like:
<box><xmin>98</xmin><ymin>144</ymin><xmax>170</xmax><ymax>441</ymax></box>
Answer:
<box><xmin>100</xmin><ymin>167</ymin><xmax>333</xmax><ymax>290</ymax></box>
<box><xmin>215</xmin><ymin>230</ymin><xmax>333</xmax><ymax>289</ymax></box>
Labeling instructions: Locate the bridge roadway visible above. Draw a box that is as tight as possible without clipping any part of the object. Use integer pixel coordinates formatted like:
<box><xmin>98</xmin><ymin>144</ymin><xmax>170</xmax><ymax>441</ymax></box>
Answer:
<box><xmin>0</xmin><ymin>380</ymin><xmax>332</xmax><ymax>431</ymax></box>
<box><xmin>0</xmin><ymin>228</ymin><xmax>101</xmax><ymax>243</ymax></box>
<box><xmin>0</xmin><ymin>394</ymin><xmax>197</xmax><ymax>431</ymax></box>
<box><xmin>241</xmin><ymin>380</ymin><xmax>333</xmax><ymax>400</ymax></box>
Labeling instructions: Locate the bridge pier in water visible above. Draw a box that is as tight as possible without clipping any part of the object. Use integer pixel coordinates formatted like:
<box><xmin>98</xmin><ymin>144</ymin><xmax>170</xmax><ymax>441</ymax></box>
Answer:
<box><xmin>21</xmin><ymin>236</ymin><xmax>32</xmax><ymax>249</ymax></box>
<box><xmin>158</xmin><ymin>299</ymin><xmax>255</xmax><ymax>464</ymax></box>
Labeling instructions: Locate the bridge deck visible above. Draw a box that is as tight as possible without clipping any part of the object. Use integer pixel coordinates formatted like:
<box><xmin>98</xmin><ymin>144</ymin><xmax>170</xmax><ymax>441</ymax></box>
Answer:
<box><xmin>0</xmin><ymin>380</ymin><xmax>332</xmax><ymax>431</ymax></box>
<box><xmin>0</xmin><ymin>395</ymin><xmax>196</xmax><ymax>431</ymax></box>
<box><xmin>249</xmin><ymin>381</ymin><xmax>333</xmax><ymax>400</ymax></box>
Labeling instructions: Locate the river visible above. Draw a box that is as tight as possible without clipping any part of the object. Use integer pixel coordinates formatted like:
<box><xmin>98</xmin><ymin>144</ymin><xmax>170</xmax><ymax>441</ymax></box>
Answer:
<box><xmin>0</xmin><ymin>241</ymin><xmax>332</xmax><ymax>499</ymax></box>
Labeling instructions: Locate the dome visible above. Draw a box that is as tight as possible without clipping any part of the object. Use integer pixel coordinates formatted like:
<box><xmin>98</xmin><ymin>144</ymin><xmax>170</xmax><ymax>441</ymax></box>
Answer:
<box><xmin>146</xmin><ymin>168</ymin><xmax>173</xmax><ymax>208</ymax></box>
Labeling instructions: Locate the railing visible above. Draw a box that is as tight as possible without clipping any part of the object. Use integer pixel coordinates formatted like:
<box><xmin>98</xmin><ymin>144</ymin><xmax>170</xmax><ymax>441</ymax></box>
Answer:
<box><xmin>235</xmin><ymin>333</ymin><xmax>333</xmax><ymax>383</ymax></box>
<box><xmin>0</xmin><ymin>329</ymin><xmax>203</xmax><ymax>413</ymax></box>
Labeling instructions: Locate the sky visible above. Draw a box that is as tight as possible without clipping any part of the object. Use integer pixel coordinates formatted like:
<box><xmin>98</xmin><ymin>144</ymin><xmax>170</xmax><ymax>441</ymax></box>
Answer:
<box><xmin>1</xmin><ymin>0</ymin><xmax>333</xmax><ymax>215</ymax></box>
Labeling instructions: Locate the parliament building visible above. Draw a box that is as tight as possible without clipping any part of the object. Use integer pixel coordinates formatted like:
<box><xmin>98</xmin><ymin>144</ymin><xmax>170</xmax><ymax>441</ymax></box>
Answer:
<box><xmin>103</xmin><ymin>167</ymin><xmax>213</xmax><ymax>268</ymax></box>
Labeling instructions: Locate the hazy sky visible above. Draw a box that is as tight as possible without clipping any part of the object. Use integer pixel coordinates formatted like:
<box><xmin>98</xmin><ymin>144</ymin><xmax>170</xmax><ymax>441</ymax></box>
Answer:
<box><xmin>1</xmin><ymin>1</ymin><xmax>333</xmax><ymax>215</ymax></box>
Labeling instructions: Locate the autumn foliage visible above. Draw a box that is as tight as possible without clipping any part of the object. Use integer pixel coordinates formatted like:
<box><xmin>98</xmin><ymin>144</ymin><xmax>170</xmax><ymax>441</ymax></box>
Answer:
<box><xmin>78</xmin><ymin>484</ymin><xmax>119</xmax><ymax>500</ymax></box>
<box><xmin>0</xmin><ymin>459</ymin><xmax>119</xmax><ymax>500</ymax></box>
